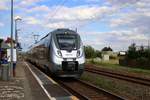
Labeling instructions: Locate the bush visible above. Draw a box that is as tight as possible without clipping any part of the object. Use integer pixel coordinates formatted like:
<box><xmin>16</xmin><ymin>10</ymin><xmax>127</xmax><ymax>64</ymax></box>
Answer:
<box><xmin>90</xmin><ymin>59</ymin><xmax>96</xmax><ymax>64</ymax></box>
<box><xmin>127</xmin><ymin>43</ymin><xmax>150</xmax><ymax>60</ymax></box>
<box><xmin>145</xmin><ymin>49</ymin><xmax>150</xmax><ymax>60</ymax></box>
<box><xmin>95</xmin><ymin>50</ymin><xmax>102</xmax><ymax>58</ymax></box>
<box><xmin>84</xmin><ymin>46</ymin><xmax>95</xmax><ymax>58</ymax></box>
<box><xmin>84</xmin><ymin>46</ymin><xmax>102</xmax><ymax>59</ymax></box>
<box><xmin>136</xmin><ymin>57</ymin><xmax>149</xmax><ymax>65</ymax></box>
<box><xmin>119</xmin><ymin>59</ymin><xmax>128</xmax><ymax>66</ymax></box>
<box><xmin>110</xmin><ymin>55</ymin><xmax>117</xmax><ymax>60</ymax></box>
<box><xmin>120</xmin><ymin>43</ymin><xmax>150</xmax><ymax>68</ymax></box>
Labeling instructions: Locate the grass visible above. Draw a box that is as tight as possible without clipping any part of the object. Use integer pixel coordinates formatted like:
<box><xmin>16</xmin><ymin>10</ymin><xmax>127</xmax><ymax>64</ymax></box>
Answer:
<box><xmin>84</xmin><ymin>59</ymin><xmax>150</xmax><ymax>99</ymax></box>
<box><xmin>86</xmin><ymin>59</ymin><xmax>150</xmax><ymax>76</ymax></box>
<box><xmin>81</xmin><ymin>72</ymin><xmax>150</xmax><ymax>99</ymax></box>
<box><xmin>81</xmin><ymin>73</ymin><xmax>116</xmax><ymax>91</ymax></box>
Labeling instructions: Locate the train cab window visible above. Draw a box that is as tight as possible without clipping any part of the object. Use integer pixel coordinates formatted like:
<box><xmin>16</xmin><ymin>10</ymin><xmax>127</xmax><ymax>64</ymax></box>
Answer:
<box><xmin>56</xmin><ymin>34</ymin><xmax>78</xmax><ymax>50</ymax></box>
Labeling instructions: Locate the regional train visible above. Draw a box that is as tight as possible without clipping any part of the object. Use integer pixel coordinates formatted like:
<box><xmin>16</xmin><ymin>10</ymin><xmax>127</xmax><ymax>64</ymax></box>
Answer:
<box><xmin>27</xmin><ymin>29</ymin><xmax>85</xmax><ymax>78</ymax></box>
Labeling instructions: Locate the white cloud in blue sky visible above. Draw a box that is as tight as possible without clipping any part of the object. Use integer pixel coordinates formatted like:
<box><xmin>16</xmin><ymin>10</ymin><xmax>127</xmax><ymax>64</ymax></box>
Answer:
<box><xmin>0</xmin><ymin>0</ymin><xmax>150</xmax><ymax>51</ymax></box>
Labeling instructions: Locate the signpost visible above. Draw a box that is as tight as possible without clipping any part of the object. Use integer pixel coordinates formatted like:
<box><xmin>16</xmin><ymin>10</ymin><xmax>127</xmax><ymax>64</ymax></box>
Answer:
<box><xmin>7</xmin><ymin>49</ymin><xmax>17</xmax><ymax>62</ymax></box>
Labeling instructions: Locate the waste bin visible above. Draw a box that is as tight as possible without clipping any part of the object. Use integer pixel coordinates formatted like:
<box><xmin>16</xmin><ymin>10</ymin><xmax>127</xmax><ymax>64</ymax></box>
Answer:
<box><xmin>1</xmin><ymin>64</ymin><xmax>9</xmax><ymax>81</ymax></box>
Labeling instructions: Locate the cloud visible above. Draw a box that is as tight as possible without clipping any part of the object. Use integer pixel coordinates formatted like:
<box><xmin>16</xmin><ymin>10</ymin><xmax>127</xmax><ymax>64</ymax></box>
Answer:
<box><xmin>108</xmin><ymin>0</ymin><xmax>141</xmax><ymax>6</ymax></box>
<box><xmin>35</xmin><ymin>5</ymin><xmax>115</xmax><ymax>29</ymax></box>
<box><xmin>83</xmin><ymin>30</ymin><xmax>148</xmax><ymax>42</ymax></box>
<box><xmin>18</xmin><ymin>5</ymin><xmax>116</xmax><ymax>29</ymax></box>
<box><xmin>45</xmin><ymin>22</ymin><xmax>65</xmax><ymax>29</ymax></box>
<box><xmin>18</xmin><ymin>0</ymin><xmax>41</xmax><ymax>7</ymax></box>
<box><xmin>85</xmin><ymin>0</ymin><xmax>102</xmax><ymax>3</ymax></box>
<box><xmin>107</xmin><ymin>0</ymin><xmax>150</xmax><ymax>38</ymax></box>
<box><xmin>24</xmin><ymin>17</ymin><xmax>41</xmax><ymax>25</ymax></box>
<box><xmin>0</xmin><ymin>22</ymin><xmax>4</xmax><ymax>27</ymax></box>
<box><xmin>81</xmin><ymin>30</ymin><xmax>148</xmax><ymax>51</ymax></box>
<box><xmin>46</xmin><ymin>5</ymin><xmax>114</xmax><ymax>21</ymax></box>
<box><xmin>2</xmin><ymin>0</ymin><xmax>149</xmax><ymax>51</ymax></box>
<box><xmin>110</xmin><ymin>18</ymin><xmax>131</xmax><ymax>27</ymax></box>
<box><xmin>0</xmin><ymin>1</ymin><xmax>8</xmax><ymax>10</ymax></box>
<box><xmin>108</xmin><ymin>30</ymin><xmax>148</xmax><ymax>41</ymax></box>
<box><xmin>26</xmin><ymin>5</ymin><xmax>50</xmax><ymax>13</ymax></box>
<box><xmin>109</xmin><ymin>10</ymin><xmax>150</xmax><ymax>35</ymax></box>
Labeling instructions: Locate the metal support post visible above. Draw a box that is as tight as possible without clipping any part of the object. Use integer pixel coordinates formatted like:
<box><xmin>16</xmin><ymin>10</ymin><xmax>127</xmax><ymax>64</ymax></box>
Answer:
<box><xmin>10</xmin><ymin>0</ymin><xmax>14</xmax><ymax>79</ymax></box>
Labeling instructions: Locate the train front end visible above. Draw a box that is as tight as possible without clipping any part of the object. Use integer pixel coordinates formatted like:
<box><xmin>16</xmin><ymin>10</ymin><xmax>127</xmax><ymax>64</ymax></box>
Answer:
<box><xmin>51</xmin><ymin>30</ymin><xmax>85</xmax><ymax>78</ymax></box>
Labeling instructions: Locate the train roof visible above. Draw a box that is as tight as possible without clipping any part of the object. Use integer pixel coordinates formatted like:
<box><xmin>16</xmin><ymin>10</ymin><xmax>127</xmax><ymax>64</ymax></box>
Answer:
<box><xmin>51</xmin><ymin>28</ymin><xmax>77</xmax><ymax>35</ymax></box>
<box><xmin>28</xmin><ymin>29</ymin><xmax>78</xmax><ymax>50</ymax></box>
<box><xmin>40</xmin><ymin>28</ymin><xmax>77</xmax><ymax>41</ymax></box>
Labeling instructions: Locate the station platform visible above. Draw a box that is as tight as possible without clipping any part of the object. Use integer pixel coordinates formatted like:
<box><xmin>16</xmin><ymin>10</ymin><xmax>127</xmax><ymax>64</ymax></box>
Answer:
<box><xmin>0</xmin><ymin>61</ymin><xmax>78</xmax><ymax>100</ymax></box>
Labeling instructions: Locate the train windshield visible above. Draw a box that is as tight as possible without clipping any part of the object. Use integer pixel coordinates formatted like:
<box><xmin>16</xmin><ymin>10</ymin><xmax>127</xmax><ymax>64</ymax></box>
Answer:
<box><xmin>56</xmin><ymin>34</ymin><xmax>78</xmax><ymax>50</ymax></box>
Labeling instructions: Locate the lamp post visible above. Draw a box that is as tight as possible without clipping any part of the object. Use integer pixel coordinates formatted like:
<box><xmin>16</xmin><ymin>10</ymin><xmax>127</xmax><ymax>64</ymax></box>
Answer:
<box><xmin>15</xmin><ymin>17</ymin><xmax>22</xmax><ymax>45</ymax></box>
<box><xmin>15</xmin><ymin>17</ymin><xmax>22</xmax><ymax>59</ymax></box>
<box><xmin>10</xmin><ymin>0</ymin><xmax>14</xmax><ymax>79</ymax></box>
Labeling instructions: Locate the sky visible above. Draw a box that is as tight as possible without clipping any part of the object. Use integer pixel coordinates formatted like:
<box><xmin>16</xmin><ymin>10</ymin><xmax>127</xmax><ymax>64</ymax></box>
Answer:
<box><xmin>0</xmin><ymin>0</ymin><xmax>150</xmax><ymax>51</ymax></box>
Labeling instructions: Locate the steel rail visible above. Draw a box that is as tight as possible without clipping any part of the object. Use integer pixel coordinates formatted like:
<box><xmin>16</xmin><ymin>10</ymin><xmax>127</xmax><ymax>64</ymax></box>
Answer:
<box><xmin>28</xmin><ymin>61</ymin><xmax>125</xmax><ymax>100</ymax></box>
<box><xmin>57</xmin><ymin>79</ymin><xmax>125</xmax><ymax>100</ymax></box>
<box><xmin>85</xmin><ymin>67</ymin><xmax>150</xmax><ymax>86</ymax></box>
<box><xmin>58</xmin><ymin>80</ymin><xmax>90</xmax><ymax>100</ymax></box>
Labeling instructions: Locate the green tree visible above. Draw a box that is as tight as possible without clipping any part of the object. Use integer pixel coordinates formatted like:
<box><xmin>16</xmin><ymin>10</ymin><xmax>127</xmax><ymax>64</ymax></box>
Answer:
<box><xmin>0</xmin><ymin>39</ymin><xmax>3</xmax><ymax>48</ymax></box>
<box><xmin>95</xmin><ymin>50</ymin><xmax>102</xmax><ymax>58</ymax></box>
<box><xmin>127</xmin><ymin>43</ymin><xmax>138</xmax><ymax>59</ymax></box>
<box><xmin>145</xmin><ymin>48</ymin><xmax>150</xmax><ymax>60</ymax></box>
<box><xmin>84</xmin><ymin>46</ymin><xmax>96</xmax><ymax>58</ymax></box>
<box><xmin>137</xmin><ymin>45</ymin><xmax>144</xmax><ymax>58</ymax></box>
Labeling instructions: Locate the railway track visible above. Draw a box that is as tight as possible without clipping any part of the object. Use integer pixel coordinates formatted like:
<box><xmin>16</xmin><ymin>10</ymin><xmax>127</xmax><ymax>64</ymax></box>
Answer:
<box><xmin>85</xmin><ymin>66</ymin><xmax>150</xmax><ymax>87</ymax></box>
<box><xmin>56</xmin><ymin>79</ymin><xmax>124</xmax><ymax>100</ymax></box>
<box><xmin>28</xmin><ymin>62</ymin><xmax>125</xmax><ymax>100</ymax></box>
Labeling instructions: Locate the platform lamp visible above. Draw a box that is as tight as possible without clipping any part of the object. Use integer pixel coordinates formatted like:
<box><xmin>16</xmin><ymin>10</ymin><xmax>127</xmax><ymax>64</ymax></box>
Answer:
<box><xmin>15</xmin><ymin>17</ymin><xmax>22</xmax><ymax>45</ymax></box>
<box><xmin>15</xmin><ymin>16</ymin><xmax>22</xmax><ymax>60</ymax></box>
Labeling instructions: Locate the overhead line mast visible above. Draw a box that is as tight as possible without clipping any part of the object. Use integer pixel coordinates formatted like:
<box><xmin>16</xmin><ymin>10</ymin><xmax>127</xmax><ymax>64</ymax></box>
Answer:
<box><xmin>33</xmin><ymin>34</ymin><xmax>40</xmax><ymax>43</ymax></box>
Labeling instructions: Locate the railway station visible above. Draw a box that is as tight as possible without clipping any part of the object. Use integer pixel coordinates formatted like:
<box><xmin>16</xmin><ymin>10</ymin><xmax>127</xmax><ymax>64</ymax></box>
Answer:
<box><xmin>1</xmin><ymin>0</ymin><xmax>150</xmax><ymax>100</ymax></box>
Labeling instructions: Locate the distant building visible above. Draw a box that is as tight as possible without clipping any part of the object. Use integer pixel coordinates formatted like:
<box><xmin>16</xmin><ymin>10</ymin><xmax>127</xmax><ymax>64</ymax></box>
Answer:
<box><xmin>101</xmin><ymin>51</ymin><xmax>118</xmax><ymax>61</ymax></box>
<box><xmin>5</xmin><ymin>37</ymin><xmax>16</xmax><ymax>48</ymax></box>
<box><xmin>119</xmin><ymin>51</ymin><xmax>127</xmax><ymax>56</ymax></box>
<box><xmin>102</xmin><ymin>54</ymin><xmax>109</xmax><ymax>61</ymax></box>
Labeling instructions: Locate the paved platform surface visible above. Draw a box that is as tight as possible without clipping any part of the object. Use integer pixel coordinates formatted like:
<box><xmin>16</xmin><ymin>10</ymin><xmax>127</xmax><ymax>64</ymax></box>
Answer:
<box><xmin>26</xmin><ymin>62</ymin><xmax>76</xmax><ymax>100</ymax></box>
<box><xmin>0</xmin><ymin>61</ymin><xmax>49</xmax><ymax>100</ymax></box>
<box><xmin>0</xmin><ymin>61</ymin><xmax>78</xmax><ymax>100</ymax></box>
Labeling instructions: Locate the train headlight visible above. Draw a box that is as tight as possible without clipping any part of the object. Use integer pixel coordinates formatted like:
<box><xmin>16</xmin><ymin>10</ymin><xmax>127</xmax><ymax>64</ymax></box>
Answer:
<box><xmin>77</xmin><ymin>50</ymin><xmax>81</xmax><ymax>57</ymax></box>
<box><xmin>57</xmin><ymin>50</ymin><xmax>62</xmax><ymax>57</ymax></box>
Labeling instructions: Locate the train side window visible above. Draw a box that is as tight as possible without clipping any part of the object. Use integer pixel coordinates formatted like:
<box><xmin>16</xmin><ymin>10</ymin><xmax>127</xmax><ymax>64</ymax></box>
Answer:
<box><xmin>36</xmin><ymin>46</ymin><xmax>46</xmax><ymax>60</ymax></box>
